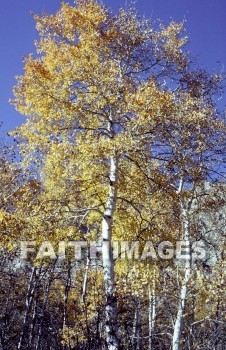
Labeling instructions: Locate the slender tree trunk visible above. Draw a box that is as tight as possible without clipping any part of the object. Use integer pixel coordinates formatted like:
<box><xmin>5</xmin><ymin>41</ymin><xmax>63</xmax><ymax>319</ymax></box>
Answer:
<box><xmin>28</xmin><ymin>278</ymin><xmax>41</xmax><ymax>348</ymax></box>
<box><xmin>172</xmin><ymin>207</ymin><xmax>191</xmax><ymax>350</ymax></box>
<box><xmin>132</xmin><ymin>298</ymin><xmax>142</xmax><ymax>350</ymax></box>
<box><xmin>35</xmin><ymin>273</ymin><xmax>52</xmax><ymax>350</ymax></box>
<box><xmin>148</xmin><ymin>284</ymin><xmax>156</xmax><ymax>350</ymax></box>
<box><xmin>102</xmin><ymin>152</ymin><xmax>119</xmax><ymax>350</ymax></box>
<box><xmin>187</xmin><ymin>293</ymin><xmax>195</xmax><ymax>350</ymax></box>
<box><xmin>81</xmin><ymin>256</ymin><xmax>90</xmax><ymax>303</ymax></box>
<box><xmin>63</xmin><ymin>264</ymin><xmax>72</xmax><ymax>330</ymax></box>
<box><xmin>17</xmin><ymin>266</ymin><xmax>39</xmax><ymax>350</ymax></box>
<box><xmin>62</xmin><ymin>264</ymin><xmax>72</xmax><ymax>350</ymax></box>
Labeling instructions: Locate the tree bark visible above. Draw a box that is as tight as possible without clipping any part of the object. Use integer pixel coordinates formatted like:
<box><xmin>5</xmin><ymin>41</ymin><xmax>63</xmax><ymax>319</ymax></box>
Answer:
<box><xmin>148</xmin><ymin>284</ymin><xmax>156</xmax><ymax>350</ymax></box>
<box><xmin>35</xmin><ymin>272</ymin><xmax>52</xmax><ymax>350</ymax></box>
<box><xmin>17</xmin><ymin>266</ymin><xmax>39</xmax><ymax>350</ymax></box>
<box><xmin>172</xmin><ymin>206</ymin><xmax>191</xmax><ymax>350</ymax></box>
<box><xmin>102</xmin><ymin>152</ymin><xmax>119</xmax><ymax>350</ymax></box>
<box><xmin>81</xmin><ymin>256</ymin><xmax>90</xmax><ymax>304</ymax></box>
<box><xmin>132</xmin><ymin>298</ymin><xmax>142</xmax><ymax>350</ymax></box>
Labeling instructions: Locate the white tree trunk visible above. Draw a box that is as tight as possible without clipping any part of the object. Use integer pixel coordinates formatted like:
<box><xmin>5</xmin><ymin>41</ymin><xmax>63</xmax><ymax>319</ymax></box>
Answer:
<box><xmin>148</xmin><ymin>284</ymin><xmax>156</xmax><ymax>350</ymax></box>
<box><xmin>172</xmin><ymin>207</ymin><xmax>191</xmax><ymax>350</ymax></box>
<box><xmin>17</xmin><ymin>266</ymin><xmax>38</xmax><ymax>350</ymax></box>
<box><xmin>63</xmin><ymin>264</ymin><xmax>72</xmax><ymax>329</ymax></box>
<box><xmin>81</xmin><ymin>256</ymin><xmax>90</xmax><ymax>303</ymax></box>
<box><xmin>102</xmin><ymin>153</ymin><xmax>119</xmax><ymax>350</ymax></box>
<box><xmin>132</xmin><ymin>298</ymin><xmax>142</xmax><ymax>350</ymax></box>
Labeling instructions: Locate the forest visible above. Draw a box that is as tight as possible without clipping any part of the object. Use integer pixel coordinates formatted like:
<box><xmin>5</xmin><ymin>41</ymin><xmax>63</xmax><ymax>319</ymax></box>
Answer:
<box><xmin>0</xmin><ymin>1</ymin><xmax>225</xmax><ymax>349</ymax></box>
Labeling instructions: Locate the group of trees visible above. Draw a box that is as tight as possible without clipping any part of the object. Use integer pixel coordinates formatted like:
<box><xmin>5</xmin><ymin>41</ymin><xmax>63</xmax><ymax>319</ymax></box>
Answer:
<box><xmin>0</xmin><ymin>1</ymin><xmax>225</xmax><ymax>349</ymax></box>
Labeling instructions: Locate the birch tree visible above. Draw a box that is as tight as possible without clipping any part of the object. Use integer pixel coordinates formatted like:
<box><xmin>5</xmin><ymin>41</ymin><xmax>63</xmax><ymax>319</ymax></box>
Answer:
<box><xmin>11</xmin><ymin>1</ymin><xmax>190</xmax><ymax>348</ymax></box>
<box><xmin>10</xmin><ymin>1</ymin><xmax>226</xmax><ymax>349</ymax></box>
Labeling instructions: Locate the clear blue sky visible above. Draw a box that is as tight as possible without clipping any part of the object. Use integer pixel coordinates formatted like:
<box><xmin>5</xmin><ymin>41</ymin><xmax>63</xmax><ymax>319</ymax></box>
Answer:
<box><xmin>0</xmin><ymin>0</ymin><xmax>226</xmax><ymax>135</ymax></box>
